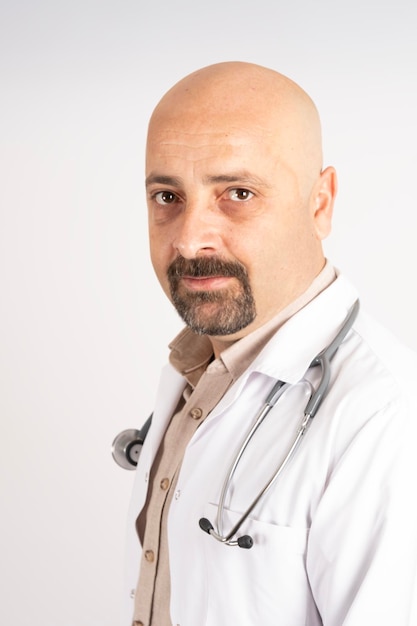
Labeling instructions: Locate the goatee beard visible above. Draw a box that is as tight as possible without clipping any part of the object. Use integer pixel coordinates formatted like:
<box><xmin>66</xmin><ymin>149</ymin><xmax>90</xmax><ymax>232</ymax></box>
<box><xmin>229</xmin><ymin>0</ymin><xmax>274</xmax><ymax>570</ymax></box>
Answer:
<box><xmin>167</xmin><ymin>256</ymin><xmax>256</xmax><ymax>336</ymax></box>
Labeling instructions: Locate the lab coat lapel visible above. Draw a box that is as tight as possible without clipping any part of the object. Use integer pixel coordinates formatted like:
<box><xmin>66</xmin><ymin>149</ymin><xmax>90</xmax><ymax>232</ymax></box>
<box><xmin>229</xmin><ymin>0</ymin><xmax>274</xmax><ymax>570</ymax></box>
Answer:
<box><xmin>146</xmin><ymin>363</ymin><xmax>186</xmax><ymax>462</ymax></box>
<box><xmin>127</xmin><ymin>364</ymin><xmax>186</xmax><ymax>521</ymax></box>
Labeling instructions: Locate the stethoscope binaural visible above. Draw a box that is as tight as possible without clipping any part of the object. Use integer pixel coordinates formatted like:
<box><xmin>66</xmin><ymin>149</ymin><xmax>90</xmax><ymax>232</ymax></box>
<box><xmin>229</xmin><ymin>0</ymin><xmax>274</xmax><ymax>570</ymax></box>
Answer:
<box><xmin>112</xmin><ymin>299</ymin><xmax>360</xmax><ymax>549</ymax></box>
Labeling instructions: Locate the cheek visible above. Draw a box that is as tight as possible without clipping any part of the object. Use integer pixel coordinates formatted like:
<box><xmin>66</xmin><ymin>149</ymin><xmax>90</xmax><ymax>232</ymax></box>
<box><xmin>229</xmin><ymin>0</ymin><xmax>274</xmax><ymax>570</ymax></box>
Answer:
<box><xmin>149</xmin><ymin>232</ymin><xmax>172</xmax><ymax>290</ymax></box>
<box><xmin>242</xmin><ymin>220</ymin><xmax>305</xmax><ymax>290</ymax></box>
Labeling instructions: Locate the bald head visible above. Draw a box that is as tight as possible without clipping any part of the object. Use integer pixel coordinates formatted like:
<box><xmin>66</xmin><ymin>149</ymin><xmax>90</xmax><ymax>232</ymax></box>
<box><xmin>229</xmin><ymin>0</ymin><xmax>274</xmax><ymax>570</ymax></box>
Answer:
<box><xmin>146</xmin><ymin>61</ymin><xmax>336</xmax><ymax>345</ymax></box>
<box><xmin>147</xmin><ymin>61</ymin><xmax>324</xmax><ymax>194</ymax></box>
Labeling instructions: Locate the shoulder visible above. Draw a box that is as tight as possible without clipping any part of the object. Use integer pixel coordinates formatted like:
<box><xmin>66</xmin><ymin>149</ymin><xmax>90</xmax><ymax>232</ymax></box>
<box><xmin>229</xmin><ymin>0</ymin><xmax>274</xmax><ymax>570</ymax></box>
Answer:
<box><xmin>347</xmin><ymin>309</ymin><xmax>417</xmax><ymax>400</ymax></box>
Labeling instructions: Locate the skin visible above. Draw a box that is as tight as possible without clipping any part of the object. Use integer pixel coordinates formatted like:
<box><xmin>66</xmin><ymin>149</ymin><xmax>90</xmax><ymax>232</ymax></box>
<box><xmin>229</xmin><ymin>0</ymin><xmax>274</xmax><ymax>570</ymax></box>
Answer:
<box><xmin>146</xmin><ymin>61</ymin><xmax>337</xmax><ymax>357</ymax></box>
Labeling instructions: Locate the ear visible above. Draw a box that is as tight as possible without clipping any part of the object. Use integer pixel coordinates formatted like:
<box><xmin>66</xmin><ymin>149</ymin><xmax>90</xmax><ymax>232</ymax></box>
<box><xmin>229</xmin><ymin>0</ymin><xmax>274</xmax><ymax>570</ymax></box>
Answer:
<box><xmin>311</xmin><ymin>166</ymin><xmax>337</xmax><ymax>240</ymax></box>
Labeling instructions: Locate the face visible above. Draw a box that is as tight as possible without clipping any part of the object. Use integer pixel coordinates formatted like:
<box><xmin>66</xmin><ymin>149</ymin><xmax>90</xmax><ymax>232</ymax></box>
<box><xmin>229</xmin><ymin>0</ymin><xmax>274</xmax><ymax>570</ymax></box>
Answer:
<box><xmin>146</xmin><ymin>112</ymin><xmax>334</xmax><ymax>353</ymax></box>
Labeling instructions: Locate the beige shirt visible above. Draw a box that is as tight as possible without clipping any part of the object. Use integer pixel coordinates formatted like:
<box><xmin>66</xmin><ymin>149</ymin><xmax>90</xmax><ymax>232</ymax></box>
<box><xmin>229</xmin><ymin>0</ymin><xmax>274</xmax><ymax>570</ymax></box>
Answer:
<box><xmin>132</xmin><ymin>262</ymin><xmax>336</xmax><ymax>626</ymax></box>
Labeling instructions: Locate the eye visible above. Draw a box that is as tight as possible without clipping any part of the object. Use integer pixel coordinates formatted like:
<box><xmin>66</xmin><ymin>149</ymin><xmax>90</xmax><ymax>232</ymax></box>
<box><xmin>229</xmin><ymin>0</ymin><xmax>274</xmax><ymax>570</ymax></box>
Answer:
<box><xmin>153</xmin><ymin>190</ymin><xmax>179</xmax><ymax>205</ymax></box>
<box><xmin>228</xmin><ymin>188</ymin><xmax>254</xmax><ymax>202</ymax></box>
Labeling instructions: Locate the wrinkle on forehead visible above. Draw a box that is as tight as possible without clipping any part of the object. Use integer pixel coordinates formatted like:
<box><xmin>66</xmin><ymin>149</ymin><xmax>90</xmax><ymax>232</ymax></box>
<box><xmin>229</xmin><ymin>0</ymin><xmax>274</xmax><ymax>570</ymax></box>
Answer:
<box><xmin>147</xmin><ymin>124</ymin><xmax>275</xmax><ymax>170</ymax></box>
<box><xmin>149</xmin><ymin>123</ymin><xmax>275</xmax><ymax>146</ymax></box>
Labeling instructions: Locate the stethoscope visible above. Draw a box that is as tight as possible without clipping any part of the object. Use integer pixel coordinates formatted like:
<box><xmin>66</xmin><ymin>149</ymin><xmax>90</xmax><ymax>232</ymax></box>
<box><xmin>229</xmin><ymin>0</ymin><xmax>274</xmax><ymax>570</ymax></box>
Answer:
<box><xmin>112</xmin><ymin>299</ymin><xmax>360</xmax><ymax>549</ymax></box>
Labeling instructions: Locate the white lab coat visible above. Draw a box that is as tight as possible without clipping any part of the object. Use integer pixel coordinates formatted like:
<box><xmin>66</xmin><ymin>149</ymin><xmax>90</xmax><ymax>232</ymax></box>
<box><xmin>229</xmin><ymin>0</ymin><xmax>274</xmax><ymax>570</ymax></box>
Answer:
<box><xmin>123</xmin><ymin>274</ymin><xmax>417</xmax><ymax>625</ymax></box>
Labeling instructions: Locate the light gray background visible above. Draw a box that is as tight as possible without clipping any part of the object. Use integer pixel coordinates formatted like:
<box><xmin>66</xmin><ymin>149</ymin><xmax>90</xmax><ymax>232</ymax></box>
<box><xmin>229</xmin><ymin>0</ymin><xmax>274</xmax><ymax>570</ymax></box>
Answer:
<box><xmin>1</xmin><ymin>1</ymin><xmax>416</xmax><ymax>624</ymax></box>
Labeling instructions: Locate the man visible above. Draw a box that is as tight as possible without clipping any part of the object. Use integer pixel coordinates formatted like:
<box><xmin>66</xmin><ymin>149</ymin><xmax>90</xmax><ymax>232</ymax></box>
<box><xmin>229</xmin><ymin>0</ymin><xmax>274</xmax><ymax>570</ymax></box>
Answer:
<box><xmin>123</xmin><ymin>62</ymin><xmax>417</xmax><ymax>625</ymax></box>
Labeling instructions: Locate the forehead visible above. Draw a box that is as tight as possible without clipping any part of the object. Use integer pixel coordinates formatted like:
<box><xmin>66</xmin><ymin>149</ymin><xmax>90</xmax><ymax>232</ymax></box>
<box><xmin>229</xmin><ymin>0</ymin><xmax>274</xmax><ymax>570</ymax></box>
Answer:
<box><xmin>146</xmin><ymin>118</ymin><xmax>279</xmax><ymax>177</ymax></box>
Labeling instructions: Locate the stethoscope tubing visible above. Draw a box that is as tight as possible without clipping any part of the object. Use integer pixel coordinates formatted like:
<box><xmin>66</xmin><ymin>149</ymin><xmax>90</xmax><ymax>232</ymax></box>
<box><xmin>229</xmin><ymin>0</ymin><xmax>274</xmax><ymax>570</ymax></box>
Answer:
<box><xmin>200</xmin><ymin>299</ymin><xmax>360</xmax><ymax>547</ymax></box>
<box><xmin>217</xmin><ymin>380</ymin><xmax>289</xmax><ymax>538</ymax></box>
<box><xmin>215</xmin><ymin>381</ymin><xmax>313</xmax><ymax>544</ymax></box>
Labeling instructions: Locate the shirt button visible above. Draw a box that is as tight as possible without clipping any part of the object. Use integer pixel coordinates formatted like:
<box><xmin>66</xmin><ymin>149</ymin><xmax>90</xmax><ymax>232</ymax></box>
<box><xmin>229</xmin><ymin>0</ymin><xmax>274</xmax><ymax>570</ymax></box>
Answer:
<box><xmin>144</xmin><ymin>550</ymin><xmax>155</xmax><ymax>562</ymax></box>
<box><xmin>133</xmin><ymin>622</ymin><xmax>144</xmax><ymax>626</ymax></box>
<box><xmin>160</xmin><ymin>477</ymin><xmax>170</xmax><ymax>490</ymax></box>
<box><xmin>190</xmin><ymin>407</ymin><xmax>203</xmax><ymax>420</ymax></box>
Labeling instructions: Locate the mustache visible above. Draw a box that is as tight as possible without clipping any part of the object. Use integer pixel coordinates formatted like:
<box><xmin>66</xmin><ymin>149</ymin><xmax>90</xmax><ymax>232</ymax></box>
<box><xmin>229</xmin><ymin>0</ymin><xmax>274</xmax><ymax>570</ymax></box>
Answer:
<box><xmin>167</xmin><ymin>256</ymin><xmax>249</xmax><ymax>281</ymax></box>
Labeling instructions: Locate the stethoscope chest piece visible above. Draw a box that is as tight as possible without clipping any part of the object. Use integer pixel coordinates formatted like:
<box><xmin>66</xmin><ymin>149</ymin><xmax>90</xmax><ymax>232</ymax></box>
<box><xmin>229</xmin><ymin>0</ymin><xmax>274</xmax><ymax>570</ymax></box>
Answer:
<box><xmin>112</xmin><ymin>414</ymin><xmax>153</xmax><ymax>470</ymax></box>
<box><xmin>112</xmin><ymin>429</ymin><xmax>143</xmax><ymax>470</ymax></box>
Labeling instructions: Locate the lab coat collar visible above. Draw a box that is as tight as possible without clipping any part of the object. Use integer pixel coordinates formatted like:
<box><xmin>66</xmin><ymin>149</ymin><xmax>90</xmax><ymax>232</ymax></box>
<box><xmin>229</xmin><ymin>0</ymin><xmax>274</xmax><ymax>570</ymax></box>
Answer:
<box><xmin>248</xmin><ymin>274</ymin><xmax>359</xmax><ymax>384</ymax></box>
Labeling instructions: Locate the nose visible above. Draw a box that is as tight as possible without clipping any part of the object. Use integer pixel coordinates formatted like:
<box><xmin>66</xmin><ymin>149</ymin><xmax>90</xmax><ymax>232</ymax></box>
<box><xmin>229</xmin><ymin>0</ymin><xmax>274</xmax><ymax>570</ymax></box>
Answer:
<box><xmin>173</xmin><ymin>203</ymin><xmax>222</xmax><ymax>259</ymax></box>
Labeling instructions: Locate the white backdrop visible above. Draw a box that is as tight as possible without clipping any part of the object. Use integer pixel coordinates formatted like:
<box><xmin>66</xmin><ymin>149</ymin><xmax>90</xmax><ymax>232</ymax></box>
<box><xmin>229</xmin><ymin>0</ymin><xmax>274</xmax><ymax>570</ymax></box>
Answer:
<box><xmin>1</xmin><ymin>1</ymin><xmax>416</xmax><ymax>624</ymax></box>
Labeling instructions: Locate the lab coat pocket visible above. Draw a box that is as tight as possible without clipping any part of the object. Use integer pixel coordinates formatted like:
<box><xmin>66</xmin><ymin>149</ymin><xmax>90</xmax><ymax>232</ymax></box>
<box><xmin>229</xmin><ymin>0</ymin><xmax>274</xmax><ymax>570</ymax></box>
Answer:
<box><xmin>200</xmin><ymin>503</ymin><xmax>316</xmax><ymax>626</ymax></box>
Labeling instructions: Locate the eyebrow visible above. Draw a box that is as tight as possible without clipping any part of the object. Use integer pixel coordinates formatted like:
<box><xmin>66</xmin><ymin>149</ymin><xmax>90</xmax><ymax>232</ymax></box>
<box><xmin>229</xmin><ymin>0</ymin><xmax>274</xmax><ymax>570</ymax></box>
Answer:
<box><xmin>145</xmin><ymin>174</ymin><xmax>183</xmax><ymax>188</ymax></box>
<box><xmin>145</xmin><ymin>172</ymin><xmax>271</xmax><ymax>189</ymax></box>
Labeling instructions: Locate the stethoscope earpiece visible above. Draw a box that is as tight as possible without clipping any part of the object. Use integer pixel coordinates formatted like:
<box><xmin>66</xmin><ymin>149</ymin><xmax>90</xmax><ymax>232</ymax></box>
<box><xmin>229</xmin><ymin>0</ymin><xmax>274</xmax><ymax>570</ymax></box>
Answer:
<box><xmin>199</xmin><ymin>517</ymin><xmax>254</xmax><ymax>549</ymax></box>
<box><xmin>237</xmin><ymin>535</ymin><xmax>254</xmax><ymax>549</ymax></box>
